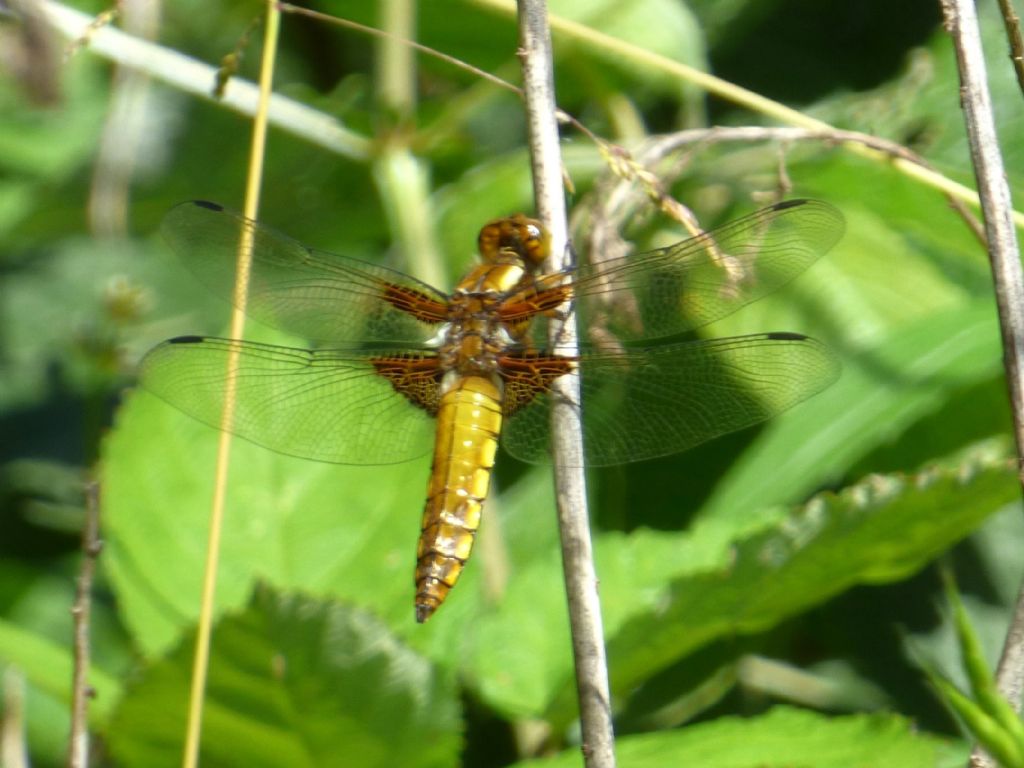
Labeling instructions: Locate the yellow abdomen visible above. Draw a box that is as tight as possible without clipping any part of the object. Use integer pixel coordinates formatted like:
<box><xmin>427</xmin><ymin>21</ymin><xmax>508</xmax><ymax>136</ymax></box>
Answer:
<box><xmin>415</xmin><ymin>375</ymin><xmax>503</xmax><ymax>622</ymax></box>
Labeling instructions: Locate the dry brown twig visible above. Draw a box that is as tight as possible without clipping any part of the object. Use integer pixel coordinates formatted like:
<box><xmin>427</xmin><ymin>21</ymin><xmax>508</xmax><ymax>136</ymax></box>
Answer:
<box><xmin>940</xmin><ymin>2</ymin><xmax>1024</xmax><ymax>767</ymax></box>
<box><xmin>578</xmin><ymin>124</ymin><xmax>989</xmax><ymax>276</ymax></box>
<box><xmin>68</xmin><ymin>480</ymin><xmax>101</xmax><ymax>768</ymax></box>
<box><xmin>996</xmin><ymin>0</ymin><xmax>1024</xmax><ymax>96</ymax></box>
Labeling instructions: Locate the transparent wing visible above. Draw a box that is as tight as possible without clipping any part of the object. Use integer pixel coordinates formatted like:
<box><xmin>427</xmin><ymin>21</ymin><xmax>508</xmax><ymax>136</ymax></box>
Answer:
<box><xmin>501</xmin><ymin>333</ymin><xmax>839</xmax><ymax>466</ymax></box>
<box><xmin>161</xmin><ymin>201</ymin><xmax>450</xmax><ymax>344</ymax></box>
<box><xmin>518</xmin><ymin>199</ymin><xmax>843</xmax><ymax>346</ymax></box>
<box><xmin>139</xmin><ymin>336</ymin><xmax>437</xmax><ymax>465</ymax></box>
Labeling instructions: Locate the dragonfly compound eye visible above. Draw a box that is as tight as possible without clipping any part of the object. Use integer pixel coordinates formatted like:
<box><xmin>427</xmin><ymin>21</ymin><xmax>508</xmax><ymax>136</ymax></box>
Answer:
<box><xmin>478</xmin><ymin>215</ymin><xmax>550</xmax><ymax>265</ymax></box>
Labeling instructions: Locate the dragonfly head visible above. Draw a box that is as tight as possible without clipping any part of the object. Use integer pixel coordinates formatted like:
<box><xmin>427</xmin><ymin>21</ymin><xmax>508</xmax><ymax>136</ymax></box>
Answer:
<box><xmin>477</xmin><ymin>214</ymin><xmax>549</xmax><ymax>269</ymax></box>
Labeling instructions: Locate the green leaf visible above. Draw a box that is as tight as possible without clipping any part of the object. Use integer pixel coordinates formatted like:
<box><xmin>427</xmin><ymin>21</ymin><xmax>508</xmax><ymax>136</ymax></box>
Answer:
<box><xmin>101</xmin><ymin>387</ymin><xmax>433</xmax><ymax>655</ymax></box>
<box><xmin>0</xmin><ymin>617</ymin><xmax>120</xmax><ymax>725</ymax></box>
<box><xmin>0</xmin><ymin>65</ymin><xmax>108</xmax><ymax>183</ymax></box>
<box><xmin>930</xmin><ymin>676</ymin><xmax>1024</xmax><ymax>767</ymax></box>
<box><xmin>699</xmin><ymin>300</ymin><xmax>1003</xmax><ymax>521</ymax></box>
<box><xmin>814</xmin><ymin>5</ymin><xmax>1024</xmax><ymax>183</ymax></box>
<box><xmin>943</xmin><ymin>572</ymin><xmax>1024</xmax><ymax>747</ymax></box>
<box><xmin>549</xmin><ymin>0</ymin><xmax>706</xmax><ymax>94</ymax></box>
<box><xmin>601</xmin><ymin>441</ymin><xmax>1015</xmax><ymax>707</ymax></box>
<box><xmin>511</xmin><ymin>706</ymin><xmax>961</xmax><ymax>767</ymax></box>
<box><xmin>107</xmin><ymin>588</ymin><xmax>462</xmax><ymax>768</ymax></box>
<box><xmin>469</xmin><ymin>440</ymin><xmax>1014</xmax><ymax>720</ymax></box>
<box><xmin>920</xmin><ymin>573</ymin><xmax>1024</xmax><ymax>765</ymax></box>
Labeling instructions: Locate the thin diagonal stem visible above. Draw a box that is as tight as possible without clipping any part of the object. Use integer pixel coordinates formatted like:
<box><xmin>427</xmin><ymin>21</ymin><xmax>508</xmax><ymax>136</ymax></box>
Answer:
<box><xmin>37</xmin><ymin>0</ymin><xmax>368</xmax><ymax>160</ymax></box>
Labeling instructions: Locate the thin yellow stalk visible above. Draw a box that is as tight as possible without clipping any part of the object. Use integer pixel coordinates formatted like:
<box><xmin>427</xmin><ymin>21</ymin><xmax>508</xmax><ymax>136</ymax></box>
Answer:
<box><xmin>181</xmin><ymin>4</ymin><xmax>280</xmax><ymax>767</ymax></box>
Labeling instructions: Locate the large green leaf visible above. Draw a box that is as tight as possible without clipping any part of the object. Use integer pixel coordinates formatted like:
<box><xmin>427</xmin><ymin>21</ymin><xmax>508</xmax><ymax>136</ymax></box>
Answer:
<box><xmin>700</xmin><ymin>300</ymin><xmax>1003</xmax><ymax>521</ymax></box>
<box><xmin>812</xmin><ymin>4</ymin><xmax>1024</xmax><ymax>181</ymax></box>
<box><xmin>510</xmin><ymin>706</ymin><xmax>963</xmax><ymax>767</ymax></box>
<box><xmin>101</xmin><ymin>386</ymin><xmax>433</xmax><ymax>656</ymax></box>
<box><xmin>600</xmin><ymin>441</ymin><xmax>1016</xmax><ymax>711</ymax></box>
<box><xmin>547</xmin><ymin>0</ymin><xmax>706</xmax><ymax>97</ymax></box>
<box><xmin>107</xmin><ymin>588</ymin><xmax>462</xmax><ymax>768</ymax></box>
<box><xmin>466</xmin><ymin>438</ymin><xmax>1015</xmax><ymax>721</ymax></box>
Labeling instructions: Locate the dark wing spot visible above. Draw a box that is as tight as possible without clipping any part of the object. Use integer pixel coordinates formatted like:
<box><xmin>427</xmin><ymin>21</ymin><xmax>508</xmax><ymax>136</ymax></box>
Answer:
<box><xmin>772</xmin><ymin>198</ymin><xmax>807</xmax><ymax>211</ymax></box>
<box><xmin>167</xmin><ymin>335</ymin><xmax>207</xmax><ymax>344</ymax></box>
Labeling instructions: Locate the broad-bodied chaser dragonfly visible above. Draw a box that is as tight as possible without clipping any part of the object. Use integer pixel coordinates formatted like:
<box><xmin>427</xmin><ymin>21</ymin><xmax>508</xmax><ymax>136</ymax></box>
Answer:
<box><xmin>140</xmin><ymin>199</ymin><xmax>843</xmax><ymax>621</ymax></box>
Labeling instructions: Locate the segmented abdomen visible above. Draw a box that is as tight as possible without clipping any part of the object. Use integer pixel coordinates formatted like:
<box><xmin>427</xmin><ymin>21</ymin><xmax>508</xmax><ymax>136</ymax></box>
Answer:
<box><xmin>414</xmin><ymin>375</ymin><xmax>502</xmax><ymax>622</ymax></box>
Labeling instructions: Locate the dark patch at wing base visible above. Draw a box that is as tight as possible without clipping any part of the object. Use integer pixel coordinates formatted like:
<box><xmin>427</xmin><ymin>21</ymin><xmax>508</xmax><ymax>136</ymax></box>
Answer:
<box><xmin>371</xmin><ymin>355</ymin><xmax>444</xmax><ymax>415</ymax></box>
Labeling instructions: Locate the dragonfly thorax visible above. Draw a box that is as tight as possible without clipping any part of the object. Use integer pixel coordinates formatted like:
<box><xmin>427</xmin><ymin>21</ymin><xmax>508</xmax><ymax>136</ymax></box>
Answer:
<box><xmin>454</xmin><ymin>261</ymin><xmax>531</xmax><ymax>295</ymax></box>
<box><xmin>437</xmin><ymin>290</ymin><xmax>518</xmax><ymax>381</ymax></box>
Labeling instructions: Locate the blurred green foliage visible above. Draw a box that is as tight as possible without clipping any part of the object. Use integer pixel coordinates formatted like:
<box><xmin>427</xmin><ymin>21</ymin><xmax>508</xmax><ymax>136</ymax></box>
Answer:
<box><xmin>1</xmin><ymin>0</ymin><xmax>1023</xmax><ymax>766</ymax></box>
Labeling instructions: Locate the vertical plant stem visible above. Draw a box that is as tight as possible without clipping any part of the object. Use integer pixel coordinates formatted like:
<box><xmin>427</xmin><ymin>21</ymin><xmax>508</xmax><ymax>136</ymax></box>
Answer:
<box><xmin>371</xmin><ymin>0</ymin><xmax>446</xmax><ymax>289</ymax></box>
<box><xmin>373</xmin><ymin>150</ymin><xmax>446</xmax><ymax>288</ymax></box>
<box><xmin>516</xmin><ymin>1</ymin><xmax>616</xmax><ymax>765</ymax></box>
<box><xmin>2</xmin><ymin>668</ymin><xmax>27</xmax><ymax>768</ymax></box>
<box><xmin>67</xmin><ymin>480</ymin><xmax>100</xmax><ymax>768</ymax></box>
<box><xmin>377</xmin><ymin>0</ymin><xmax>415</xmax><ymax>111</ymax></box>
<box><xmin>940</xmin><ymin>2</ymin><xmax>1024</xmax><ymax>766</ymax></box>
<box><xmin>996</xmin><ymin>0</ymin><xmax>1024</xmax><ymax>96</ymax></box>
<box><xmin>181</xmin><ymin>4</ymin><xmax>279</xmax><ymax>767</ymax></box>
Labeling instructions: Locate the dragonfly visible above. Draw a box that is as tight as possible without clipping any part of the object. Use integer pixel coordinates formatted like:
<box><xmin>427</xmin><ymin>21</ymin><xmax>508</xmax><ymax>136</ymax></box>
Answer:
<box><xmin>140</xmin><ymin>198</ymin><xmax>843</xmax><ymax>622</ymax></box>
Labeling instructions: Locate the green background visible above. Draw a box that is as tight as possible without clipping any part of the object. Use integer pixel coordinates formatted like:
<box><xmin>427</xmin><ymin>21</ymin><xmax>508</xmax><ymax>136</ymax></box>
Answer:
<box><xmin>1</xmin><ymin>0</ymin><xmax>1022</xmax><ymax>765</ymax></box>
